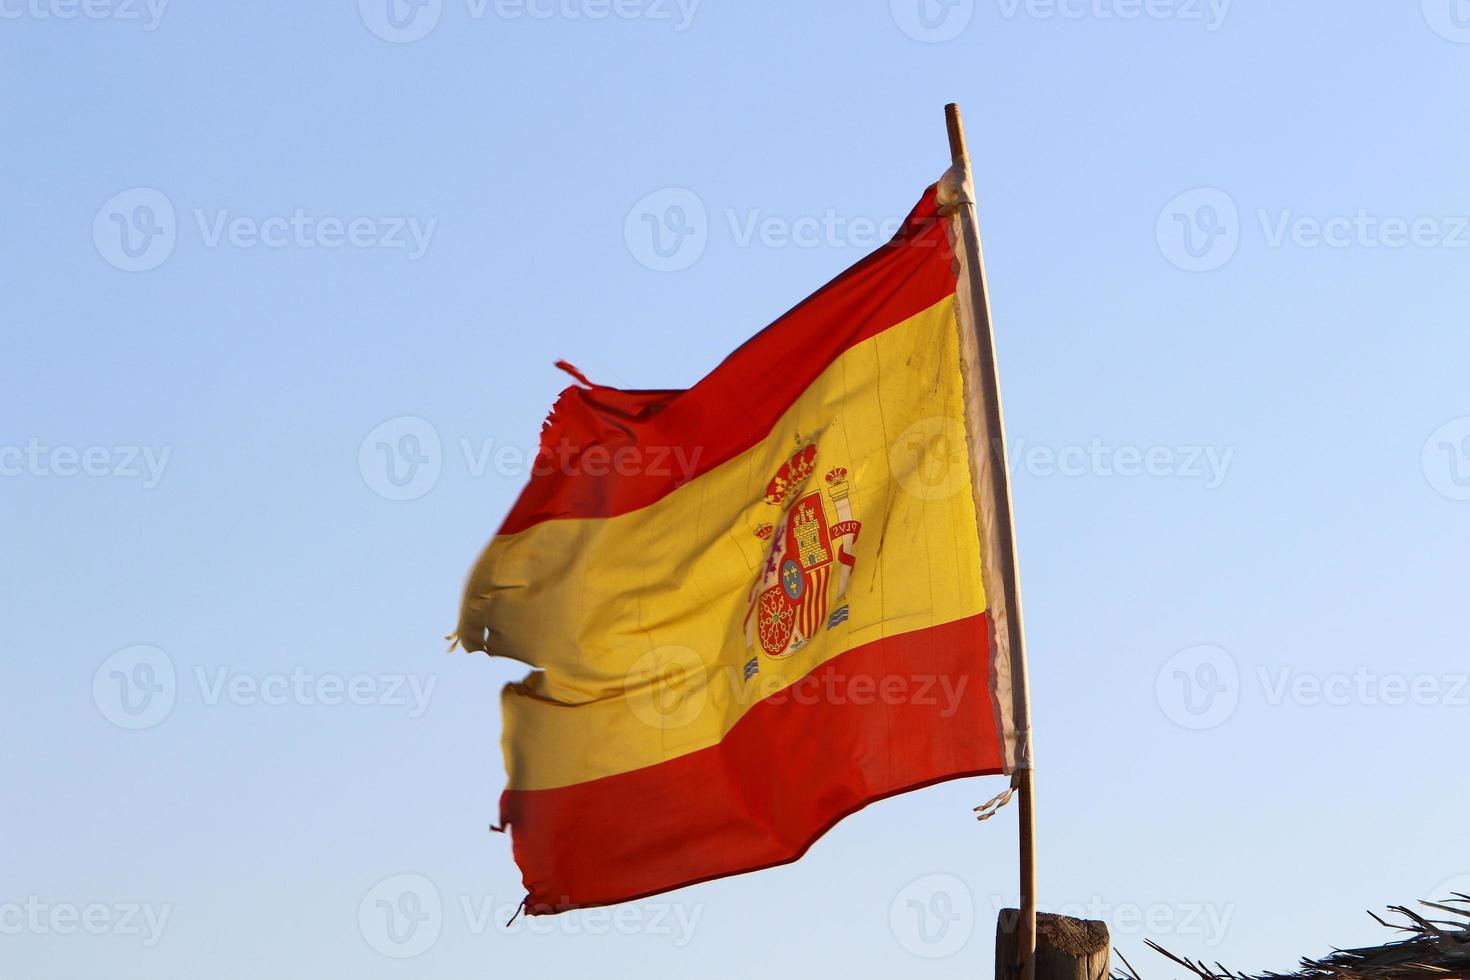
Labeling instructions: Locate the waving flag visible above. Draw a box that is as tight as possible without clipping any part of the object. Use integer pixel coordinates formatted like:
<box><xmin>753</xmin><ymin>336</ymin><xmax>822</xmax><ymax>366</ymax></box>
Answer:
<box><xmin>455</xmin><ymin>180</ymin><xmax>1026</xmax><ymax>914</ymax></box>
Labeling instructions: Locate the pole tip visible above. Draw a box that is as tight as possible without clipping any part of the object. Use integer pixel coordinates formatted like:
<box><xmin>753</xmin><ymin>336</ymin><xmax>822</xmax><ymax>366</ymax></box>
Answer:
<box><xmin>944</xmin><ymin>103</ymin><xmax>967</xmax><ymax>163</ymax></box>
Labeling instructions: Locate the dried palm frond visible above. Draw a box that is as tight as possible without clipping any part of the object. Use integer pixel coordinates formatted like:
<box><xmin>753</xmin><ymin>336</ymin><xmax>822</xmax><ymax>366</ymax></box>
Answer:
<box><xmin>1115</xmin><ymin>896</ymin><xmax>1470</xmax><ymax>980</ymax></box>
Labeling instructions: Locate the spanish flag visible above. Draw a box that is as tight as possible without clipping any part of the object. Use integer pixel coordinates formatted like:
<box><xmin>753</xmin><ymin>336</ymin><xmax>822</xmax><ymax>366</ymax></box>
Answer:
<box><xmin>456</xmin><ymin>173</ymin><xmax>1027</xmax><ymax>914</ymax></box>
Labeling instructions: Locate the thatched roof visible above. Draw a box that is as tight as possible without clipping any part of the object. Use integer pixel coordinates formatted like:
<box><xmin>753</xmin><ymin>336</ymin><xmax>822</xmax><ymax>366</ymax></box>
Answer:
<box><xmin>1117</xmin><ymin>896</ymin><xmax>1470</xmax><ymax>980</ymax></box>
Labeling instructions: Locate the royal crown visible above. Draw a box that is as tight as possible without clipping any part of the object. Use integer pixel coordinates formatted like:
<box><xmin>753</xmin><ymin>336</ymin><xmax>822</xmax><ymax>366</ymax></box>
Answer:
<box><xmin>764</xmin><ymin>444</ymin><xmax>818</xmax><ymax>506</ymax></box>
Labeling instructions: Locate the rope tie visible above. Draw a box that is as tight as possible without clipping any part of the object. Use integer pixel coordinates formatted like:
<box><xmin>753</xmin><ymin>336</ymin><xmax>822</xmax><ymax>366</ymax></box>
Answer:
<box><xmin>973</xmin><ymin>785</ymin><xmax>1015</xmax><ymax>823</ymax></box>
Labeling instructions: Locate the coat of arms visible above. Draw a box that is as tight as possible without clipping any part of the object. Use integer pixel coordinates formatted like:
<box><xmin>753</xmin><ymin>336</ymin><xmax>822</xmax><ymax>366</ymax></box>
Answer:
<box><xmin>743</xmin><ymin>445</ymin><xmax>862</xmax><ymax>660</ymax></box>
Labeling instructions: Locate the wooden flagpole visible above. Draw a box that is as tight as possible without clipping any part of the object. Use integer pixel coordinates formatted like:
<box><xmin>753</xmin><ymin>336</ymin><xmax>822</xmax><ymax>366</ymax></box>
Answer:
<box><xmin>943</xmin><ymin>102</ymin><xmax>1038</xmax><ymax>980</ymax></box>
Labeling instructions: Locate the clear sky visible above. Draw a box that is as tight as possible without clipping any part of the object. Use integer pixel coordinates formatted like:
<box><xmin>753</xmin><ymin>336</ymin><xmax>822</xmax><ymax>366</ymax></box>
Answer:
<box><xmin>4</xmin><ymin>2</ymin><xmax>1470</xmax><ymax>978</ymax></box>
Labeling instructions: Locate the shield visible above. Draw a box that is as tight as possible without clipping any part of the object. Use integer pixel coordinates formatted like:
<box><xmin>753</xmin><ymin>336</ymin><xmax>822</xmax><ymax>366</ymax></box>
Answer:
<box><xmin>757</xmin><ymin>584</ymin><xmax>795</xmax><ymax>657</ymax></box>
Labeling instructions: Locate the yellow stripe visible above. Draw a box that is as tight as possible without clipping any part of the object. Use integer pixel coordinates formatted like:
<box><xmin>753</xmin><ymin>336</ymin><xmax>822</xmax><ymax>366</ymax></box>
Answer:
<box><xmin>464</xmin><ymin>295</ymin><xmax>985</xmax><ymax>790</ymax></box>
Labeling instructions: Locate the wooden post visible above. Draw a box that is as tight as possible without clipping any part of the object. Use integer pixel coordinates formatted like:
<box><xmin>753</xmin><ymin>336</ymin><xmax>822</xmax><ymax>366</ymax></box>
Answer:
<box><xmin>997</xmin><ymin>912</ymin><xmax>1110</xmax><ymax>980</ymax></box>
<box><xmin>943</xmin><ymin>103</ymin><xmax>1040</xmax><ymax>980</ymax></box>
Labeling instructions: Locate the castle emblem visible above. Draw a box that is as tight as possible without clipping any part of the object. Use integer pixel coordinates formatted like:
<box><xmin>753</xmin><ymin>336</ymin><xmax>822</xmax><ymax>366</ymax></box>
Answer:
<box><xmin>743</xmin><ymin>445</ymin><xmax>862</xmax><ymax>659</ymax></box>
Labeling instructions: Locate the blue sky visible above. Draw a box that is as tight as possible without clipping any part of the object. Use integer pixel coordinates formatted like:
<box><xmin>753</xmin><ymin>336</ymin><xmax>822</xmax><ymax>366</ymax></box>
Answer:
<box><xmin>4</xmin><ymin>2</ymin><xmax>1470</xmax><ymax>977</ymax></box>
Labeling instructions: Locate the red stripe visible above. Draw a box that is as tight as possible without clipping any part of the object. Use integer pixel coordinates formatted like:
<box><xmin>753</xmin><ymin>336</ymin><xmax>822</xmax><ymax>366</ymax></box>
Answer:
<box><xmin>801</xmin><ymin>566</ymin><xmax>829</xmax><ymax>638</ymax></box>
<box><xmin>499</xmin><ymin>187</ymin><xmax>955</xmax><ymax>536</ymax></box>
<box><xmin>500</xmin><ymin>613</ymin><xmax>1002</xmax><ymax>913</ymax></box>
